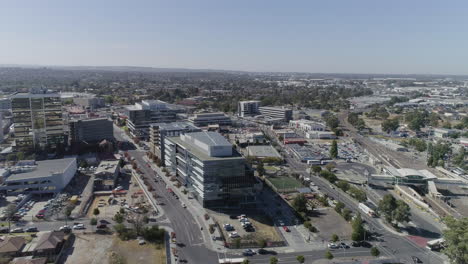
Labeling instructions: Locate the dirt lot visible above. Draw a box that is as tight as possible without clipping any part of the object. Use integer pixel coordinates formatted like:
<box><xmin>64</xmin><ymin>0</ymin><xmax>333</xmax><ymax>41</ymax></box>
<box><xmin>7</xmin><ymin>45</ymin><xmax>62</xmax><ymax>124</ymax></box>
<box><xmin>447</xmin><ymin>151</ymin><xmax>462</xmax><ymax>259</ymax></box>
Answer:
<box><xmin>64</xmin><ymin>234</ymin><xmax>165</xmax><ymax>264</ymax></box>
<box><xmin>64</xmin><ymin>234</ymin><xmax>114</xmax><ymax>264</ymax></box>
<box><xmin>87</xmin><ymin>195</ymin><xmax>121</xmax><ymax>219</ymax></box>
<box><xmin>211</xmin><ymin>211</ymin><xmax>282</xmax><ymax>245</ymax></box>
<box><xmin>311</xmin><ymin>208</ymin><xmax>353</xmax><ymax>241</ymax></box>
<box><xmin>110</xmin><ymin>236</ymin><xmax>166</xmax><ymax>264</ymax></box>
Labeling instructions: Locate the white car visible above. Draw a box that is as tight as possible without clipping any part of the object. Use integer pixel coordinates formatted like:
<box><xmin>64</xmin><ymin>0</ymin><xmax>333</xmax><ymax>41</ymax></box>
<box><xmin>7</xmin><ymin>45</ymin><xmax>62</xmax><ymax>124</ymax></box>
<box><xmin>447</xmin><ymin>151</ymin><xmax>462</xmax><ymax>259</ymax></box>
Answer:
<box><xmin>73</xmin><ymin>224</ymin><xmax>85</xmax><ymax>230</ymax></box>
<box><xmin>59</xmin><ymin>225</ymin><xmax>71</xmax><ymax>231</ymax></box>
<box><xmin>327</xmin><ymin>243</ymin><xmax>338</xmax><ymax>249</ymax></box>
<box><xmin>114</xmin><ymin>186</ymin><xmax>123</xmax><ymax>191</ymax></box>
<box><xmin>229</xmin><ymin>232</ymin><xmax>240</xmax><ymax>238</ymax></box>
<box><xmin>181</xmin><ymin>203</ymin><xmax>186</xmax><ymax>208</ymax></box>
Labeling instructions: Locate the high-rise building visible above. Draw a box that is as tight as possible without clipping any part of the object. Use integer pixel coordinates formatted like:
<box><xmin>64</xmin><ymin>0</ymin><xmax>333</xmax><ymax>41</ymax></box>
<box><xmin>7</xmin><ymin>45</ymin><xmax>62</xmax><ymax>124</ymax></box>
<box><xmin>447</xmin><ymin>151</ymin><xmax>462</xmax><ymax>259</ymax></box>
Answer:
<box><xmin>165</xmin><ymin>132</ymin><xmax>258</xmax><ymax>207</ymax></box>
<box><xmin>11</xmin><ymin>92</ymin><xmax>65</xmax><ymax>150</ymax></box>
<box><xmin>238</xmin><ymin>100</ymin><xmax>260</xmax><ymax>117</ymax></box>
<box><xmin>69</xmin><ymin>118</ymin><xmax>114</xmax><ymax>144</ymax></box>
<box><xmin>259</xmin><ymin>106</ymin><xmax>293</xmax><ymax>121</ymax></box>
<box><xmin>149</xmin><ymin>122</ymin><xmax>201</xmax><ymax>164</ymax></box>
<box><xmin>124</xmin><ymin>100</ymin><xmax>186</xmax><ymax>140</ymax></box>
<box><xmin>188</xmin><ymin>112</ymin><xmax>232</xmax><ymax>127</ymax></box>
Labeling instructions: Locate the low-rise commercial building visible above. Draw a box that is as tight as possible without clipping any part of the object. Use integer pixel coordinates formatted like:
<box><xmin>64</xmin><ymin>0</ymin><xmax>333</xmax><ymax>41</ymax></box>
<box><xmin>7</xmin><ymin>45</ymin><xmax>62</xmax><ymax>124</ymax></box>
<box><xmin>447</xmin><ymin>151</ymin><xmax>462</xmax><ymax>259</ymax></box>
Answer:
<box><xmin>289</xmin><ymin>119</ymin><xmax>326</xmax><ymax>132</ymax></box>
<box><xmin>69</xmin><ymin>118</ymin><xmax>113</xmax><ymax>144</ymax></box>
<box><xmin>149</xmin><ymin>122</ymin><xmax>201</xmax><ymax>164</ymax></box>
<box><xmin>305</xmin><ymin>131</ymin><xmax>337</xmax><ymax>139</ymax></box>
<box><xmin>165</xmin><ymin>132</ymin><xmax>257</xmax><ymax>207</ymax></box>
<box><xmin>94</xmin><ymin>160</ymin><xmax>121</xmax><ymax>190</ymax></box>
<box><xmin>188</xmin><ymin>112</ymin><xmax>231</xmax><ymax>127</ymax></box>
<box><xmin>0</xmin><ymin>158</ymin><xmax>77</xmax><ymax>194</ymax></box>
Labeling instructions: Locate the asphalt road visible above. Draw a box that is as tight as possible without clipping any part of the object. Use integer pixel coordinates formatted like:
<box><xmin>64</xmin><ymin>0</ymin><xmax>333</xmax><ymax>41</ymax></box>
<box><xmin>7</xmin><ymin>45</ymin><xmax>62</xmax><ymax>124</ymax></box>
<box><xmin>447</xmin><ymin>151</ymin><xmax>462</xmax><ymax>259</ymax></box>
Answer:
<box><xmin>129</xmin><ymin>150</ymin><xmax>220</xmax><ymax>264</ymax></box>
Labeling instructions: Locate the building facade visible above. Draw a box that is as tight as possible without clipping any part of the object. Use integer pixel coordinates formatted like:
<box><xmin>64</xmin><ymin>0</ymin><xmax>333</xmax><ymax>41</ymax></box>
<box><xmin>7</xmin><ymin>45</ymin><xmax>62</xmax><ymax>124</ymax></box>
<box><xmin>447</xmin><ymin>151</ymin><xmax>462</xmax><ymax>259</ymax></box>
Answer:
<box><xmin>11</xmin><ymin>93</ymin><xmax>65</xmax><ymax>150</ymax></box>
<box><xmin>0</xmin><ymin>158</ymin><xmax>77</xmax><ymax>194</ymax></box>
<box><xmin>188</xmin><ymin>112</ymin><xmax>232</xmax><ymax>127</ymax></box>
<box><xmin>69</xmin><ymin>118</ymin><xmax>113</xmax><ymax>144</ymax></box>
<box><xmin>259</xmin><ymin>106</ymin><xmax>293</xmax><ymax>122</ymax></box>
<box><xmin>124</xmin><ymin>100</ymin><xmax>185</xmax><ymax>140</ymax></box>
<box><xmin>165</xmin><ymin>132</ymin><xmax>257</xmax><ymax>207</ymax></box>
<box><xmin>149</xmin><ymin>122</ymin><xmax>201</xmax><ymax>164</ymax></box>
<box><xmin>238</xmin><ymin>100</ymin><xmax>260</xmax><ymax>117</ymax></box>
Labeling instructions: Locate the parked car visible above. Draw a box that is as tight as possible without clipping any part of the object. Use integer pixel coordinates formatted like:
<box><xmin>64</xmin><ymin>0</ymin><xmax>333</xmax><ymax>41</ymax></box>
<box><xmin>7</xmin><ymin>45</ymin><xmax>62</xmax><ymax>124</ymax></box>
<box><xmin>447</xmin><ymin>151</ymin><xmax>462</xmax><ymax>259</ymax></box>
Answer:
<box><xmin>242</xmin><ymin>249</ymin><xmax>256</xmax><ymax>256</ymax></box>
<box><xmin>73</xmin><ymin>224</ymin><xmax>85</xmax><ymax>230</ymax></box>
<box><xmin>327</xmin><ymin>243</ymin><xmax>338</xmax><ymax>249</ymax></box>
<box><xmin>412</xmin><ymin>256</ymin><xmax>423</xmax><ymax>263</ymax></box>
<box><xmin>282</xmin><ymin>226</ymin><xmax>290</xmax><ymax>232</ymax></box>
<box><xmin>0</xmin><ymin>228</ymin><xmax>9</xmax><ymax>233</ymax></box>
<box><xmin>11</xmin><ymin>228</ymin><xmax>23</xmax><ymax>233</ymax></box>
<box><xmin>181</xmin><ymin>203</ymin><xmax>186</xmax><ymax>208</ymax></box>
<box><xmin>257</xmin><ymin>248</ymin><xmax>268</xmax><ymax>255</ymax></box>
<box><xmin>25</xmin><ymin>227</ymin><xmax>38</xmax><ymax>232</ymax></box>
<box><xmin>229</xmin><ymin>232</ymin><xmax>240</xmax><ymax>238</ymax></box>
<box><xmin>59</xmin><ymin>225</ymin><xmax>71</xmax><ymax>232</ymax></box>
<box><xmin>339</xmin><ymin>242</ymin><xmax>349</xmax><ymax>249</ymax></box>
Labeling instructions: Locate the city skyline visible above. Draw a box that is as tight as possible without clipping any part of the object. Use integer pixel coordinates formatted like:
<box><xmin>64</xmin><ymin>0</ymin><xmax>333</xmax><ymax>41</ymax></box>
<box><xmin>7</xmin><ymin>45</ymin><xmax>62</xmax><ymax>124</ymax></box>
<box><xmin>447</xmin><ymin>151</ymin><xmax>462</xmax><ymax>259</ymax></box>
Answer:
<box><xmin>2</xmin><ymin>1</ymin><xmax>468</xmax><ymax>75</ymax></box>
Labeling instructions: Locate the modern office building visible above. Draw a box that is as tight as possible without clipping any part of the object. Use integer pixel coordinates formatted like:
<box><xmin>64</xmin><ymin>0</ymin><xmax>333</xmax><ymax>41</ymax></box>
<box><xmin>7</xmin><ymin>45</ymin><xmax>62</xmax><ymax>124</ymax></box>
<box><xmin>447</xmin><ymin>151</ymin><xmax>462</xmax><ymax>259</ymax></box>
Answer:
<box><xmin>11</xmin><ymin>92</ymin><xmax>65</xmax><ymax>150</ymax></box>
<box><xmin>69</xmin><ymin>118</ymin><xmax>114</xmax><ymax>144</ymax></box>
<box><xmin>0</xmin><ymin>158</ymin><xmax>77</xmax><ymax>194</ymax></box>
<box><xmin>259</xmin><ymin>106</ymin><xmax>293</xmax><ymax>122</ymax></box>
<box><xmin>188</xmin><ymin>112</ymin><xmax>232</xmax><ymax>127</ymax></box>
<box><xmin>238</xmin><ymin>100</ymin><xmax>260</xmax><ymax>117</ymax></box>
<box><xmin>0</xmin><ymin>98</ymin><xmax>11</xmax><ymax>113</ymax></box>
<box><xmin>165</xmin><ymin>132</ymin><xmax>257</xmax><ymax>207</ymax></box>
<box><xmin>149</xmin><ymin>122</ymin><xmax>201</xmax><ymax>164</ymax></box>
<box><xmin>124</xmin><ymin>100</ymin><xmax>185</xmax><ymax>140</ymax></box>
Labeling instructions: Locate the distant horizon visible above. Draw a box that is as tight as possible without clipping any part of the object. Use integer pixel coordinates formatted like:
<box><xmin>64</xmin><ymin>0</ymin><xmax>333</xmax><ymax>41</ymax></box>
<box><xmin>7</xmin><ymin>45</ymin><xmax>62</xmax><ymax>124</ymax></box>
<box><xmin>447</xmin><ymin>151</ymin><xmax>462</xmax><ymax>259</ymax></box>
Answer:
<box><xmin>2</xmin><ymin>1</ymin><xmax>468</xmax><ymax>75</ymax></box>
<box><xmin>2</xmin><ymin>63</ymin><xmax>468</xmax><ymax>78</ymax></box>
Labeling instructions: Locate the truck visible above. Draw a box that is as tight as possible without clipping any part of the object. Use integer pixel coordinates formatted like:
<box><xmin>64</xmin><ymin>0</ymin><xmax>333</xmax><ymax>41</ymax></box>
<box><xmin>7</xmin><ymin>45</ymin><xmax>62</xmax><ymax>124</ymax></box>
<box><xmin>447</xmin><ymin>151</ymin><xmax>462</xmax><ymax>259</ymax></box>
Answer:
<box><xmin>219</xmin><ymin>258</ymin><xmax>247</xmax><ymax>264</ymax></box>
<box><xmin>358</xmin><ymin>203</ymin><xmax>376</xmax><ymax>217</ymax></box>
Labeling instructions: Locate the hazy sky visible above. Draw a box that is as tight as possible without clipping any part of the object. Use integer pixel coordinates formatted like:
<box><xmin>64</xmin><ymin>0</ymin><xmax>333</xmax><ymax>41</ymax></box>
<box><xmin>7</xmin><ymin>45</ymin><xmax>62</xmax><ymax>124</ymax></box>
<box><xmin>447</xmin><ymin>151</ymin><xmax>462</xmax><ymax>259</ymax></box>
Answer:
<box><xmin>1</xmin><ymin>1</ymin><xmax>468</xmax><ymax>74</ymax></box>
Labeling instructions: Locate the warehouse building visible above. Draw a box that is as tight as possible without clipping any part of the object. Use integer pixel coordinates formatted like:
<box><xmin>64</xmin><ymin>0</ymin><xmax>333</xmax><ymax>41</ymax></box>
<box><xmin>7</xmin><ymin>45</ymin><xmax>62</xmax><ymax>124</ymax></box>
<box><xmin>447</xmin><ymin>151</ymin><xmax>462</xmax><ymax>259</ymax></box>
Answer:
<box><xmin>0</xmin><ymin>158</ymin><xmax>77</xmax><ymax>194</ymax></box>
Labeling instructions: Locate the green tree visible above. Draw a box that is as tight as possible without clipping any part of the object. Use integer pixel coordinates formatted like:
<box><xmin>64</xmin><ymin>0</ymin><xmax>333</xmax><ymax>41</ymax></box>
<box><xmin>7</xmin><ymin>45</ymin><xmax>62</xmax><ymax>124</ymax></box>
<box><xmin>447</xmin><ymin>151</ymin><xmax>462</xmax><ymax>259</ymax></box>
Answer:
<box><xmin>257</xmin><ymin>162</ymin><xmax>265</xmax><ymax>176</ymax></box>
<box><xmin>5</xmin><ymin>204</ymin><xmax>16</xmax><ymax>233</ymax></box>
<box><xmin>371</xmin><ymin>247</ymin><xmax>380</xmax><ymax>257</ymax></box>
<box><xmin>443</xmin><ymin>217</ymin><xmax>468</xmax><ymax>264</ymax></box>
<box><xmin>241</xmin><ymin>260</ymin><xmax>250</xmax><ymax>264</ymax></box>
<box><xmin>342</xmin><ymin>208</ymin><xmax>352</xmax><ymax>221</ymax></box>
<box><xmin>351</xmin><ymin>213</ymin><xmax>365</xmax><ymax>241</ymax></box>
<box><xmin>393</xmin><ymin>200</ymin><xmax>411</xmax><ymax>224</ymax></box>
<box><xmin>311</xmin><ymin>165</ymin><xmax>322</xmax><ymax>175</ymax></box>
<box><xmin>93</xmin><ymin>208</ymin><xmax>100</xmax><ymax>218</ymax></box>
<box><xmin>292</xmin><ymin>194</ymin><xmax>308</xmax><ymax>213</ymax></box>
<box><xmin>331</xmin><ymin>234</ymin><xmax>339</xmax><ymax>242</ymax></box>
<box><xmin>90</xmin><ymin>218</ymin><xmax>97</xmax><ymax>225</ymax></box>
<box><xmin>270</xmin><ymin>257</ymin><xmax>278</xmax><ymax>264</ymax></box>
<box><xmin>325</xmin><ymin>250</ymin><xmax>334</xmax><ymax>259</ymax></box>
<box><xmin>381</xmin><ymin>118</ymin><xmax>400</xmax><ymax>133</ymax></box>
<box><xmin>330</xmin><ymin>140</ymin><xmax>338</xmax><ymax>158</ymax></box>
<box><xmin>142</xmin><ymin>225</ymin><xmax>165</xmax><ymax>244</ymax></box>
<box><xmin>334</xmin><ymin>201</ymin><xmax>345</xmax><ymax>214</ymax></box>
<box><xmin>113</xmin><ymin>212</ymin><xmax>125</xmax><ymax>224</ymax></box>
<box><xmin>378</xmin><ymin>194</ymin><xmax>397</xmax><ymax>223</ymax></box>
<box><xmin>296</xmin><ymin>255</ymin><xmax>305</xmax><ymax>263</ymax></box>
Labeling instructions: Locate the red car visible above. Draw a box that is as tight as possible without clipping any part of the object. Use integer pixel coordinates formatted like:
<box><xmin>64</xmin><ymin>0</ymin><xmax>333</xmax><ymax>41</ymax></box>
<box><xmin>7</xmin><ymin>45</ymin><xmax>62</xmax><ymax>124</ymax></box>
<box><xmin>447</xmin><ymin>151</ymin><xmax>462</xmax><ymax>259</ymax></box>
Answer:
<box><xmin>282</xmin><ymin>226</ymin><xmax>290</xmax><ymax>232</ymax></box>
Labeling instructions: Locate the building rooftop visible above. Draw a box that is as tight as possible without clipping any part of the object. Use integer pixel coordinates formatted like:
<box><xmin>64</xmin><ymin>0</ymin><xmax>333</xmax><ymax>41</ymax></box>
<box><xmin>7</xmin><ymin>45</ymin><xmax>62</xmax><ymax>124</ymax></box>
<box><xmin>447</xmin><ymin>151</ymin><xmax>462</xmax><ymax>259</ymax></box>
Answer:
<box><xmin>33</xmin><ymin>231</ymin><xmax>65</xmax><ymax>251</ymax></box>
<box><xmin>247</xmin><ymin>145</ymin><xmax>282</xmax><ymax>159</ymax></box>
<box><xmin>94</xmin><ymin>160</ymin><xmax>120</xmax><ymax>175</ymax></box>
<box><xmin>5</xmin><ymin>158</ymin><xmax>76</xmax><ymax>182</ymax></box>
<box><xmin>386</xmin><ymin>167</ymin><xmax>438</xmax><ymax>180</ymax></box>
<box><xmin>150</xmin><ymin>121</ymin><xmax>200</xmax><ymax>131</ymax></box>
<box><xmin>168</xmin><ymin>134</ymin><xmax>242</xmax><ymax>161</ymax></box>
<box><xmin>0</xmin><ymin>236</ymin><xmax>25</xmax><ymax>253</ymax></box>
<box><xmin>183</xmin><ymin>131</ymin><xmax>231</xmax><ymax>147</ymax></box>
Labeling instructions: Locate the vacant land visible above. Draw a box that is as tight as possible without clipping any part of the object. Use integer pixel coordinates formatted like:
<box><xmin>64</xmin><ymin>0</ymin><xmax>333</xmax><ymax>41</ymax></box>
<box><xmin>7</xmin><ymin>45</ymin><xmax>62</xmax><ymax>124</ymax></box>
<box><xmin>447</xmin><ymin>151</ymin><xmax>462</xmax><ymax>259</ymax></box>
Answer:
<box><xmin>312</xmin><ymin>208</ymin><xmax>353</xmax><ymax>241</ymax></box>
<box><xmin>110</xmin><ymin>237</ymin><xmax>166</xmax><ymax>264</ymax></box>
<box><xmin>268</xmin><ymin>176</ymin><xmax>303</xmax><ymax>190</ymax></box>
<box><xmin>64</xmin><ymin>234</ymin><xmax>166</xmax><ymax>264</ymax></box>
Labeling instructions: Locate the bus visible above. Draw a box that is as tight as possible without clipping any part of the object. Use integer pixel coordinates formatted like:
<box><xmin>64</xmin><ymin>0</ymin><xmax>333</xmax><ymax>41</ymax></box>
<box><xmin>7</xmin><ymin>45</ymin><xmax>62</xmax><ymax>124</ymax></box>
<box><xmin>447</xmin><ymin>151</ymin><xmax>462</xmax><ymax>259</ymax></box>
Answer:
<box><xmin>359</xmin><ymin>203</ymin><xmax>376</xmax><ymax>217</ymax></box>
<box><xmin>426</xmin><ymin>238</ymin><xmax>445</xmax><ymax>251</ymax></box>
<box><xmin>219</xmin><ymin>258</ymin><xmax>247</xmax><ymax>264</ymax></box>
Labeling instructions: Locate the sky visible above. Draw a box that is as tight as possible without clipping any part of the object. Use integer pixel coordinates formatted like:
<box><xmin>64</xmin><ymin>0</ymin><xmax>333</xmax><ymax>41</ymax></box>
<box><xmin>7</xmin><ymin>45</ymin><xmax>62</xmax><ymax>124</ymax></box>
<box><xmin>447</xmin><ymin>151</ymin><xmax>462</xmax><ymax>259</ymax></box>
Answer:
<box><xmin>1</xmin><ymin>0</ymin><xmax>468</xmax><ymax>75</ymax></box>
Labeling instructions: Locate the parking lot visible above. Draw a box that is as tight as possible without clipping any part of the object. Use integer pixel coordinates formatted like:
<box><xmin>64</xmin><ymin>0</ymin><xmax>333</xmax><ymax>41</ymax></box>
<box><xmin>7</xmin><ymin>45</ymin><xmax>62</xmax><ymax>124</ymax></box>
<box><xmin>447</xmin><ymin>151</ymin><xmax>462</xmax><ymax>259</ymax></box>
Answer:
<box><xmin>211</xmin><ymin>210</ymin><xmax>283</xmax><ymax>246</ymax></box>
